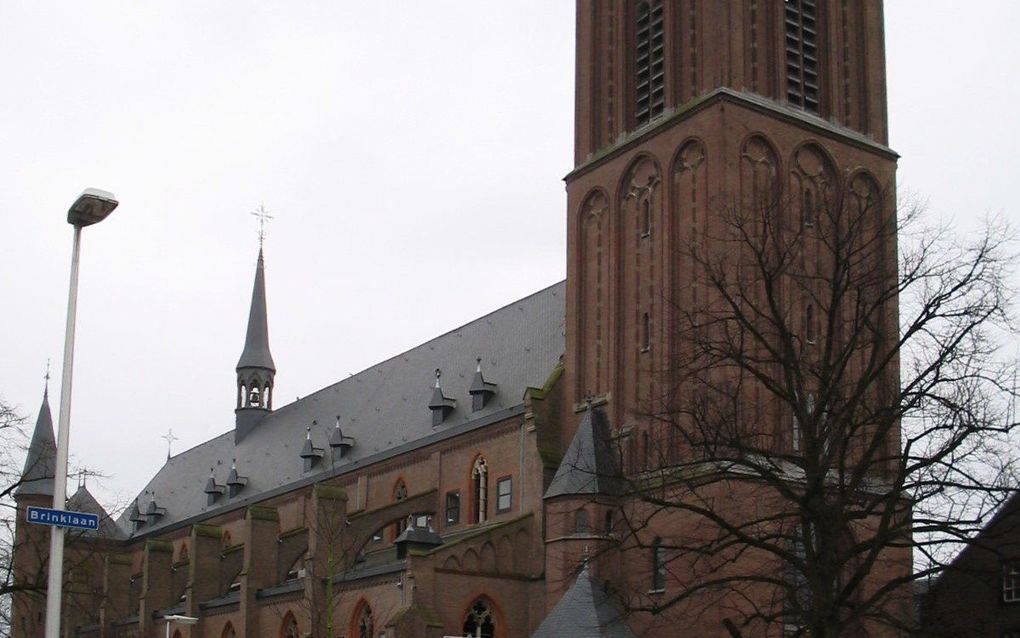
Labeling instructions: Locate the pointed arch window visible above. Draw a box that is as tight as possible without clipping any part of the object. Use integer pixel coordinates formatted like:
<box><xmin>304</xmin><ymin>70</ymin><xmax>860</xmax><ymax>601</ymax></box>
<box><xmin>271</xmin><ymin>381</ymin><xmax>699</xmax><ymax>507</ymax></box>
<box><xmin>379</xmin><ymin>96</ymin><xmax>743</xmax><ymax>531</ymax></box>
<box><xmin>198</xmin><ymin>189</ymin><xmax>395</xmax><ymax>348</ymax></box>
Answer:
<box><xmin>472</xmin><ymin>457</ymin><xmax>489</xmax><ymax>524</ymax></box>
<box><xmin>463</xmin><ymin>599</ymin><xmax>496</xmax><ymax>638</ymax></box>
<box><xmin>221</xmin><ymin>623</ymin><xmax>237</xmax><ymax>638</ymax></box>
<box><xmin>635</xmin><ymin>0</ymin><xmax>665</xmax><ymax>126</ymax></box>
<box><xmin>281</xmin><ymin>613</ymin><xmax>299</xmax><ymax>638</ymax></box>
<box><xmin>393</xmin><ymin>479</ymin><xmax>407</xmax><ymax>501</ymax></box>
<box><xmin>356</xmin><ymin>604</ymin><xmax>374</xmax><ymax>638</ymax></box>
<box><xmin>393</xmin><ymin>479</ymin><xmax>409</xmax><ymax>538</ymax></box>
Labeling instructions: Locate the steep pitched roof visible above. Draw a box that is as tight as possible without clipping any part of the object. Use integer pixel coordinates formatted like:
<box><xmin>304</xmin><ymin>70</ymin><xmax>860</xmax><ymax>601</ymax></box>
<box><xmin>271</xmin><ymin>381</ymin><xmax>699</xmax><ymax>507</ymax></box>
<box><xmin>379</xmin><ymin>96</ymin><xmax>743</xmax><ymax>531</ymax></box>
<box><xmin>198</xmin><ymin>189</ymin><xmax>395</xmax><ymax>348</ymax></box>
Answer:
<box><xmin>120</xmin><ymin>280</ymin><xmax>566</xmax><ymax>536</ymax></box>
<box><xmin>236</xmin><ymin>249</ymin><xmax>275</xmax><ymax>372</ymax></box>
<box><xmin>67</xmin><ymin>484</ymin><xmax>124</xmax><ymax>539</ymax></box>
<box><xmin>544</xmin><ymin>406</ymin><xmax>624</xmax><ymax>499</ymax></box>
<box><xmin>16</xmin><ymin>390</ymin><xmax>56</xmax><ymax>498</ymax></box>
<box><xmin>531</xmin><ymin>566</ymin><xmax>634</xmax><ymax>638</ymax></box>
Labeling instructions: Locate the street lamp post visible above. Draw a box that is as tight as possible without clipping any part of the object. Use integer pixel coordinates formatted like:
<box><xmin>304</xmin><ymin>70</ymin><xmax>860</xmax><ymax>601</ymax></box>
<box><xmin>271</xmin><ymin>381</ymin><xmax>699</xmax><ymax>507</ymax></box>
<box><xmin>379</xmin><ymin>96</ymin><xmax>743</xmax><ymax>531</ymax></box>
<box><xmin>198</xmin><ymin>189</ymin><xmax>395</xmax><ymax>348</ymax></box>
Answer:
<box><xmin>44</xmin><ymin>188</ymin><xmax>118</xmax><ymax>638</ymax></box>
<box><xmin>164</xmin><ymin>614</ymin><xmax>199</xmax><ymax>638</ymax></box>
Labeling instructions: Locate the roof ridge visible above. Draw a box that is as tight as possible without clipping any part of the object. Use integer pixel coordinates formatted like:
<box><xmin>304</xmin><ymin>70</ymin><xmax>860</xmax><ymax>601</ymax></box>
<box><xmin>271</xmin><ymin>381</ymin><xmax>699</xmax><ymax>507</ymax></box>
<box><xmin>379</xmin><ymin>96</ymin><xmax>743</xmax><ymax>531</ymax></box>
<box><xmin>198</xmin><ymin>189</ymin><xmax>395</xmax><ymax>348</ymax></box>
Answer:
<box><xmin>282</xmin><ymin>280</ymin><xmax>566</xmax><ymax>410</ymax></box>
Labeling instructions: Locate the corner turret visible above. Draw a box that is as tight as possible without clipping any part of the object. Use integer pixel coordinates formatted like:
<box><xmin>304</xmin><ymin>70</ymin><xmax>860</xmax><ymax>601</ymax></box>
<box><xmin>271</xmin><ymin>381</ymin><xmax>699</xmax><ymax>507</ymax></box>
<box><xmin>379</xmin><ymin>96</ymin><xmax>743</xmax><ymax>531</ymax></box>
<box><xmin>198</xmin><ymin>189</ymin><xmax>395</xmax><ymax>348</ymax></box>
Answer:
<box><xmin>15</xmin><ymin>388</ymin><xmax>56</xmax><ymax>499</ymax></box>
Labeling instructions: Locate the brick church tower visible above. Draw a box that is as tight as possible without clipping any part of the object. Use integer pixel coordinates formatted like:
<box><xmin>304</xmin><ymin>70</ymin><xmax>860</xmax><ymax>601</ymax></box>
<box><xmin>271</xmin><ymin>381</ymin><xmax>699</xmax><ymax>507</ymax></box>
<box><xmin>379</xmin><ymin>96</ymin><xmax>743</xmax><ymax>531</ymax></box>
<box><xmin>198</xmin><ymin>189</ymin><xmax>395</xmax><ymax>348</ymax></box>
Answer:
<box><xmin>564</xmin><ymin>0</ymin><xmax>894</xmax><ymax>425</ymax></box>
<box><xmin>556</xmin><ymin>1</ymin><xmax>907</xmax><ymax>635</ymax></box>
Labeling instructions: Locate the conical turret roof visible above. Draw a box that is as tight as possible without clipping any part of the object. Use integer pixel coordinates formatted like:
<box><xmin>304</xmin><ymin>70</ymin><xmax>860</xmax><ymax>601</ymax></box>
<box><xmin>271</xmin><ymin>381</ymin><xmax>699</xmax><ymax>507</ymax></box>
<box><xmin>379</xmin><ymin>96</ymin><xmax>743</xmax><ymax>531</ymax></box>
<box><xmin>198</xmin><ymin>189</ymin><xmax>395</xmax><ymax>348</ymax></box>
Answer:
<box><xmin>544</xmin><ymin>406</ymin><xmax>624</xmax><ymax>498</ymax></box>
<box><xmin>16</xmin><ymin>389</ymin><xmax>56</xmax><ymax>498</ymax></box>
<box><xmin>531</xmin><ymin>565</ymin><xmax>634</xmax><ymax>638</ymax></box>
<box><xmin>236</xmin><ymin>249</ymin><xmax>275</xmax><ymax>372</ymax></box>
<box><xmin>67</xmin><ymin>483</ymin><xmax>124</xmax><ymax>539</ymax></box>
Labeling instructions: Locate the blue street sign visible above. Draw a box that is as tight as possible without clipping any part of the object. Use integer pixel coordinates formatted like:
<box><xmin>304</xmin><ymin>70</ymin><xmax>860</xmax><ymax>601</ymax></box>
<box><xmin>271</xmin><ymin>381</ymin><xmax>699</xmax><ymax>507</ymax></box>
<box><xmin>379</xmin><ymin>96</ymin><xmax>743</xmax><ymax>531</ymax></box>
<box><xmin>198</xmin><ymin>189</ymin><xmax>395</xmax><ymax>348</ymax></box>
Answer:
<box><xmin>26</xmin><ymin>506</ymin><xmax>99</xmax><ymax>531</ymax></box>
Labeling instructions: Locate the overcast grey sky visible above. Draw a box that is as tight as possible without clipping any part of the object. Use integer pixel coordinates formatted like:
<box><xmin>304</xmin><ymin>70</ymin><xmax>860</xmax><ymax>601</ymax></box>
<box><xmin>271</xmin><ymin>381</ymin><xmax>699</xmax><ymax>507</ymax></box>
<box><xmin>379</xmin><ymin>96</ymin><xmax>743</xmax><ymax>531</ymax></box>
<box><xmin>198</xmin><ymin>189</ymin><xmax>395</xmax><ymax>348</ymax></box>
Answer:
<box><xmin>1</xmin><ymin>2</ymin><xmax>1017</xmax><ymax>512</ymax></box>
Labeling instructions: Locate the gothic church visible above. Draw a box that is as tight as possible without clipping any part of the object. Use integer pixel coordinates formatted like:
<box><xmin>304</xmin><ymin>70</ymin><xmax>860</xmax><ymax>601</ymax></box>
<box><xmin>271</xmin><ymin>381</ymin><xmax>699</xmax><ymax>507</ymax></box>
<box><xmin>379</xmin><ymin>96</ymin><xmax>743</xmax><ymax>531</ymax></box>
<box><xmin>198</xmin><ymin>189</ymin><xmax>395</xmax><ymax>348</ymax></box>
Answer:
<box><xmin>13</xmin><ymin>2</ymin><xmax>907</xmax><ymax>637</ymax></box>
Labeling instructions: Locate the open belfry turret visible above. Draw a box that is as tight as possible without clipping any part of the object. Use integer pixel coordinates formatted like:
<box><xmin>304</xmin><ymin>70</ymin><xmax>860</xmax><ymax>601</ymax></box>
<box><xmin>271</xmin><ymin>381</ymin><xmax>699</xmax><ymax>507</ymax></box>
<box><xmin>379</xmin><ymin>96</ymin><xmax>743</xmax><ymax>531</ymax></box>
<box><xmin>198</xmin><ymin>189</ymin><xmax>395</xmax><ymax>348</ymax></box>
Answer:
<box><xmin>235</xmin><ymin>248</ymin><xmax>276</xmax><ymax>441</ymax></box>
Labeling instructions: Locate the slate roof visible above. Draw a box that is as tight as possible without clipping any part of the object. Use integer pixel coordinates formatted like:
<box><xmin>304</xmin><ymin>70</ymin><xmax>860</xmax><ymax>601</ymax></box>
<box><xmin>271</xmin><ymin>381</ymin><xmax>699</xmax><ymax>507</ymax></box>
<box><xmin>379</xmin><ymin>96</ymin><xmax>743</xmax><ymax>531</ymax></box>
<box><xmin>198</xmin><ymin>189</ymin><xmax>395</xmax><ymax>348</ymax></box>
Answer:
<box><xmin>544</xmin><ymin>406</ymin><xmax>624</xmax><ymax>499</ymax></box>
<box><xmin>531</xmin><ymin>566</ymin><xmax>634</xmax><ymax>638</ymax></box>
<box><xmin>67</xmin><ymin>484</ymin><xmax>124</xmax><ymax>540</ymax></box>
<box><xmin>16</xmin><ymin>389</ymin><xmax>56</xmax><ymax>498</ymax></box>
<box><xmin>120</xmin><ymin>280</ymin><xmax>566</xmax><ymax>537</ymax></box>
<box><xmin>236</xmin><ymin>249</ymin><xmax>275</xmax><ymax>372</ymax></box>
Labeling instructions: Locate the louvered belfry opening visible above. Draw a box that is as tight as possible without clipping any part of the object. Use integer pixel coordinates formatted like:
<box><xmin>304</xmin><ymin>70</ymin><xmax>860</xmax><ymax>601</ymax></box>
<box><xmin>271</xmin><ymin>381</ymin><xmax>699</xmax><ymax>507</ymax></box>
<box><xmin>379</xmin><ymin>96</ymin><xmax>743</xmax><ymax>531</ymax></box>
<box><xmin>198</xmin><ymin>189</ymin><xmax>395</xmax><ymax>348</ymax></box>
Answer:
<box><xmin>635</xmin><ymin>0</ymin><xmax>665</xmax><ymax>127</ymax></box>
<box><xmin>785</xmin><ymin>0</ymin><xmax>820</xmax><ymax>113</ymax></box>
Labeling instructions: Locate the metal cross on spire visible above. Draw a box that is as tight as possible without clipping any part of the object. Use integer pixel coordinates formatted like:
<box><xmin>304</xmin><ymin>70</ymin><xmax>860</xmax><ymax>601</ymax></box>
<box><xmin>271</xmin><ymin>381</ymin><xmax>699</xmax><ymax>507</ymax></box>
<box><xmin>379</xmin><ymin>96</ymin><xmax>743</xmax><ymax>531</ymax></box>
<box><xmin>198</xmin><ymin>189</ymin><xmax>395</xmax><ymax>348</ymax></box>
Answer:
<box><xmin>44</xmin><ymin>358</ymin><xmax>51</xmax><ymax>395</ymax></box>
<box><xmin>161</xmin><ymin>428</ymin><xmax>179</xmax><ymax>461</ymax></box>
<box><xmin>251</xmin><ymin>203</ymin><xmax>274</xmax><ymax>250</ymax></box>
<box><xmin>73</xmin><ymin>466</ymin><xmax>102</xmax><ymax>489</ymax></box>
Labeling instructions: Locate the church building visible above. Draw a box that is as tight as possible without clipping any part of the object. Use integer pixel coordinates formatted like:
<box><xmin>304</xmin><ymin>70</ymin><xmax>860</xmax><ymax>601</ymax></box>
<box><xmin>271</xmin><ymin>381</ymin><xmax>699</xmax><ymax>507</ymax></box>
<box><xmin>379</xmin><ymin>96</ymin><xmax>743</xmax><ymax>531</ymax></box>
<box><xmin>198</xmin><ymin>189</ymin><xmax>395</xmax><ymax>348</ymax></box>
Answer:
<box><xmin>13</xmin><ymin>2</ymin><xmax>909</xmax><ymax>637</ymax></box>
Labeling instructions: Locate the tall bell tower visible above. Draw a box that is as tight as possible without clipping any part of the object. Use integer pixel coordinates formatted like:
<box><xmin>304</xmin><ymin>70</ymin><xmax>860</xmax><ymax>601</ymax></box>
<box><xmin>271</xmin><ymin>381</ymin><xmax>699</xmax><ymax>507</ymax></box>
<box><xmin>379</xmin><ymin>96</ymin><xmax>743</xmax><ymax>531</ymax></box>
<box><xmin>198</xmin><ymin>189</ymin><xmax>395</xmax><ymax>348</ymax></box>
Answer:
<box><xmin>564</xmin><ymin>0</ymin><xmax>896</xmax><ymax>440</ymax></box>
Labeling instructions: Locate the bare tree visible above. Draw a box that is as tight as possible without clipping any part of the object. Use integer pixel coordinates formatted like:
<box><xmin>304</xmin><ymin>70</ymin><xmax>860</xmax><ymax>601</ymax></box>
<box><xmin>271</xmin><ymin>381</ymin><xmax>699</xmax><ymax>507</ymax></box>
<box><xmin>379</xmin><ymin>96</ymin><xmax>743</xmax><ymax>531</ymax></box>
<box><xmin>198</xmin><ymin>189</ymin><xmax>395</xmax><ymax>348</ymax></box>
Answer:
<box><xmin>599</xmin><ymin>179</ymin><xmax>1017</xmax><ymax>637</ymax></box>
<box><xmin>0</xmin><ymin>398</ymin><xmax>28</xmax><ymax>635</ymax></box>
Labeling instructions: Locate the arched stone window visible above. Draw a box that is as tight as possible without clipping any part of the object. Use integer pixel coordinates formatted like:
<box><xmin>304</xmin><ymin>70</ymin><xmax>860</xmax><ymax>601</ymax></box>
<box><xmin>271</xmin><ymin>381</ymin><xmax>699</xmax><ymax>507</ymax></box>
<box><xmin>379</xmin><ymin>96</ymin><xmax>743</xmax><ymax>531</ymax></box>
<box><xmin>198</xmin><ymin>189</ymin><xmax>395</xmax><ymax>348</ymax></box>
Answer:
<box><xmin>221</xmin><ymin>622</ymin><xmax>237</xmax><ymax>638</ymax></box>
<box><xmin>355</xmin><ymin>602</ymin><xmax>374</xmax><ymax>638</ymax></box>
<box><xmin>472</xmin><ymin>457</ymin><xmax>489</xmax><ymax>523</ymax></box>
<box><xmin>280</xmin><ymin>612</ymin><xmax>299</xmax><ymax>638</ymax></box>
<box><xmin>462</xmin><ymin>598</ymin><xmax>496</xmax><ymax>638</ymax></box>
<box><xmin>178</xmin><ymin>543</ymin><xmax>189</xmax><ymax>563</ymax></box>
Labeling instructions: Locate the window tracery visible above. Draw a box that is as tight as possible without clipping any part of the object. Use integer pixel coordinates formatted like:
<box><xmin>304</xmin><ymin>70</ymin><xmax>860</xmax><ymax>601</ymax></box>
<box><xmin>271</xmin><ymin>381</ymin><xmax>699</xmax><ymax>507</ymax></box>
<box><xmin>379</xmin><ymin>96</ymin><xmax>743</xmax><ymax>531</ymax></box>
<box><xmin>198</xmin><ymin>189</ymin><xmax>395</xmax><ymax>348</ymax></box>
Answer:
<box><xmin>356</xmin><ymin>603</ymin><xmax>374</xmax><ymax>638</ymax></box>
<box><xmin>462</xmin><ymin>599</ymin><xmax>496</xmax><ymax>638</ymax></box>
<box><xmin>281</xmin><ymin>613</ymin><xmax>299</xmax><ymax>638</ymax></box>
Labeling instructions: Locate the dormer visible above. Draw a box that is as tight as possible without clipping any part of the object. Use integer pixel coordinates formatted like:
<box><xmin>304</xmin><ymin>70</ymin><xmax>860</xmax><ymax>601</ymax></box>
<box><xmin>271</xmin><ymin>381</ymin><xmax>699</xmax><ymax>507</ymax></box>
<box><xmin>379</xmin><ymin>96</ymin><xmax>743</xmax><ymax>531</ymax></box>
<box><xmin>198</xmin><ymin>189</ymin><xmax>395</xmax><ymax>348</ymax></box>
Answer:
<box><xmin>429</xmin><ymin>369</ymin><xmax>456</xmax><ymax>426</ymax></box>
<box><xmin>146</xmin><ymin>493</ymin><xmax>167</xmax><ymax>525</ymax></box>
<box><xmin>129</xmin><ymin>501</ymin><xmax>147</xmax><ymax>532</ymax></box>
<box><xmin>300</xmin><ymin>425</ymin><xmax>325</xmax><ymax>472</ymax></box>
<box><xmin>394</xmin><ymin>515</ymin><xmax>443</xmax><ymax>560</ymax></box>
<box><xmin>468</xmin><ymin>358</ymin><xmax>497</xmax><ymax>412</ymax></box>
<box><xmin>226</xmin><ymin>459</ymin><xmax>248</xmax><ymax>498</ymax></box>
<box><xmin>329</xmin><ymin>416</ymin><xmax>355</xmax><ymax>458</ymax></box>
<box><xmin>204</xmin><ymin>468</ymin><xmax>226</xmax><ymax>506</ymax></box>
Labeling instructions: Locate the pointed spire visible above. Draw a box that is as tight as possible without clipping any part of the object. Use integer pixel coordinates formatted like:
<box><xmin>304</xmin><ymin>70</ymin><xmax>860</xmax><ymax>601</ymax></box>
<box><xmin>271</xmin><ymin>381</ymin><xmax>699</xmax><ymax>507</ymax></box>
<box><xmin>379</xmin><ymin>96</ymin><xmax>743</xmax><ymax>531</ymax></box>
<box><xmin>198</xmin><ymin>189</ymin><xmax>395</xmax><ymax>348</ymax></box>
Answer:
<box><xmin>236</xmin><ymin>249</ymin><xmax>276</xmax><ymax>441</ymax></box>
<box><xmin>16</xmin><ymin>387</ymin><xmax>57</xmax><ymax>498</ymax></box>
<box><xmin>236</xmin><ymin>249</ymin><xmax>275</xmax><ymax>373</ymax></box>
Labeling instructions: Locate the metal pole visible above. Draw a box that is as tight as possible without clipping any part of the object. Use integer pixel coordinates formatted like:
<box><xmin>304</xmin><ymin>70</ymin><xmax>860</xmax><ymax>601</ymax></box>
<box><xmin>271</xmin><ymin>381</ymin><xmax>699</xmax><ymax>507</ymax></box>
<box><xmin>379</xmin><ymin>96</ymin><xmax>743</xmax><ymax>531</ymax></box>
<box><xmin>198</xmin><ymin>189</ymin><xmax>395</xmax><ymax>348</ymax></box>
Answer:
<box><xmin>45</xmin><ymin>225</ymin><xmax>82</xmax><ymax>638</ymax></box>
<box><xmin>166</xmin><ymin>619</ymin><xmax>171</xmax><ymax>638</ymax></box>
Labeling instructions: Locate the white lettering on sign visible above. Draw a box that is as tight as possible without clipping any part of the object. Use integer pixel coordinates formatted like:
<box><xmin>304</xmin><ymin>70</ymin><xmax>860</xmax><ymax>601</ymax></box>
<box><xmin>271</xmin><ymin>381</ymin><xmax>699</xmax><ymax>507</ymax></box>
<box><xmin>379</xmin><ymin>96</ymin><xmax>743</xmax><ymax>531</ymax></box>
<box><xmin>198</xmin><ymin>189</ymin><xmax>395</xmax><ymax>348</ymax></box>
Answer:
<box><xmin>25</xmin><ymin>507</ymin><xmax>99</xmax><ymax>530</ymax></box>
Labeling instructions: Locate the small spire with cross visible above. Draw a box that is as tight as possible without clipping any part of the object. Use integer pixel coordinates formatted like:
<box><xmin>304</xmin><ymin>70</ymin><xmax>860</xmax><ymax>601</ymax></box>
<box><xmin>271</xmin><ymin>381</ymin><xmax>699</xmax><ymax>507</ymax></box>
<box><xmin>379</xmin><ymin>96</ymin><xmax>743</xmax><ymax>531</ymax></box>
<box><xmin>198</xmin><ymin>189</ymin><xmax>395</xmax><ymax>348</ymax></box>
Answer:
<box><xmin>251</xmin><ymin>203</ymin><xmax>274</xmax><ymax>251</ymax></box>
<box><xmin>43</xmin><ymin>359</ymin><xmax>51</xmax><ymax>397</ymax></box>
<box><xmin>161</xmin><ymin>428</ymin><xmax>179</xmax><ymax>461</ymax></box>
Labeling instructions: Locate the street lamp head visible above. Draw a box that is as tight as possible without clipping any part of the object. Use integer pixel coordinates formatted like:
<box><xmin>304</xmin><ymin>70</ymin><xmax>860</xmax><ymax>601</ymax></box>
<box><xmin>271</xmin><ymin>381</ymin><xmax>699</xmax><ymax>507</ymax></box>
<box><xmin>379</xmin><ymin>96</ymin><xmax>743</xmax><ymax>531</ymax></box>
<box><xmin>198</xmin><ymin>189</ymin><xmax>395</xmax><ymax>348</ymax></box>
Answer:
<box><xmin>68</xmin><ymin>188</ymin><xmax>118</xmax><ymax>227</ymax></box>
<box><xmin>164</xmin><ymin>615</ymin><xmax>199</xmax><ymax>625</ymax></box>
